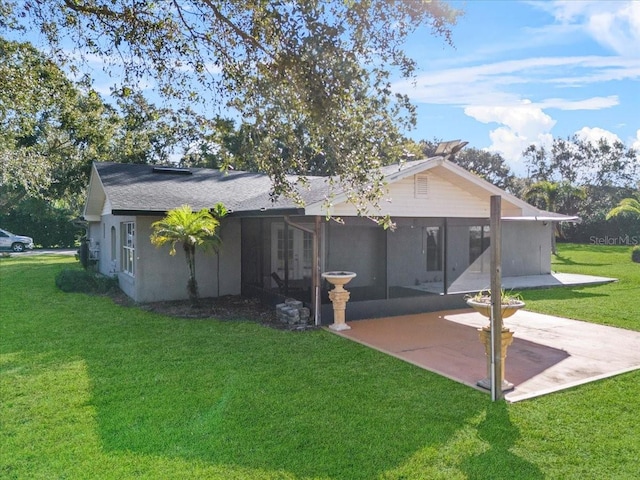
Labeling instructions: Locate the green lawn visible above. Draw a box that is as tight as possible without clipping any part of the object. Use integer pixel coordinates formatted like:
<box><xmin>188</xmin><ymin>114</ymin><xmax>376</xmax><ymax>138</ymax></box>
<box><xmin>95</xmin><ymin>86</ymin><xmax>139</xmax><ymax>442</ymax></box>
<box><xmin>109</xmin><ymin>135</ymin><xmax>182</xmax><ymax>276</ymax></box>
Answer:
<box><xmin>1</xmin><ymin>245</ymin><xmax>639</xmax><ymax>479</ymax></box>
<box><xmin>522</xmin><ymin>243</ymin><xmax>640</xmax><ymax>331</ymax></box>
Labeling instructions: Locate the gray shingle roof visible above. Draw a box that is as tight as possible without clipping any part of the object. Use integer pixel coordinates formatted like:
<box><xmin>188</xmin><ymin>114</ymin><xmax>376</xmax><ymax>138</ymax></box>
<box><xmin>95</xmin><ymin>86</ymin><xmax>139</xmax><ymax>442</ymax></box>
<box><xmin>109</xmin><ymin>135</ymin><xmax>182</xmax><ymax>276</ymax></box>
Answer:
<box><xmin>94</xmin><ymin>162</ymin><xmax>360</xmax><ymax>214</ymax></box>
<box><xmin>91</xmin><ymin>159</ymin><xmax>577</xmax><ymax>222</ymax></box>
<box><xmin>92</xmin><ymin>159</ymin><xmax>443</xmax><ymax>215</ymax></box>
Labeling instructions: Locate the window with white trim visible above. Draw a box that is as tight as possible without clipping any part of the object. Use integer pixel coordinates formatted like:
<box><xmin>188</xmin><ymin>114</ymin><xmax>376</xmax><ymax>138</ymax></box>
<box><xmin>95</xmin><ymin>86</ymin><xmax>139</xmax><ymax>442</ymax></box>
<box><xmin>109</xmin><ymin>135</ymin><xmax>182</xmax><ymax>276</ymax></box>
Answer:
<box><xmin>122</xmin><ymin>222</ymin><xmax>135</xmax><ymax>276</ymax></box>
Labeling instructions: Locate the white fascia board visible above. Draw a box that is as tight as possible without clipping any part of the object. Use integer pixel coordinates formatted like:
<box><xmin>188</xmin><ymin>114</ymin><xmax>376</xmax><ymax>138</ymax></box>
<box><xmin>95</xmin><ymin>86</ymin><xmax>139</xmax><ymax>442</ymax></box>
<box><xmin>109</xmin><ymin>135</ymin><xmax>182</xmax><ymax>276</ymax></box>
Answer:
<box><xmin>502</xmin><ymin>215</ymin><xmax>582</xmax><ymax>223</ymax></box>
<box><xmin>83</xmin><ymin>163</ymin><xmax>107</xmax><ymax>220</ymax></box>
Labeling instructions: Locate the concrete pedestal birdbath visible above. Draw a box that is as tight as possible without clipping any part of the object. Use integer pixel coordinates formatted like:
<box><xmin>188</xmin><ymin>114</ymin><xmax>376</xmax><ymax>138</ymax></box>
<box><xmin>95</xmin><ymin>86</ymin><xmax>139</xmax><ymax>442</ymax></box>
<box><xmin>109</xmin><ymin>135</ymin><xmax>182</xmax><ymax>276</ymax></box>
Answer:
<box><xmin>322</xmin><ymin>271</ymin><xmax>356</xmax><ymax>331</ymax></box>
<box><xmin>466</xmin><ymin>295</ymin><xmax>525</xmax><ymax>391</ymax></box>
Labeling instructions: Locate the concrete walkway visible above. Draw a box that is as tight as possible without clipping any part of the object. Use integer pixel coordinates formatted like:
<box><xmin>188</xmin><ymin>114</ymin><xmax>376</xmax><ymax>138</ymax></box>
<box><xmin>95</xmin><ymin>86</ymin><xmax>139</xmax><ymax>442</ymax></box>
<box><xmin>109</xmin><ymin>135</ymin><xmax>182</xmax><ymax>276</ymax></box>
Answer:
<box><xmin>333</xmin><ymin>309</ymin><xmax>640</xmax><ymax>402</ymax></box>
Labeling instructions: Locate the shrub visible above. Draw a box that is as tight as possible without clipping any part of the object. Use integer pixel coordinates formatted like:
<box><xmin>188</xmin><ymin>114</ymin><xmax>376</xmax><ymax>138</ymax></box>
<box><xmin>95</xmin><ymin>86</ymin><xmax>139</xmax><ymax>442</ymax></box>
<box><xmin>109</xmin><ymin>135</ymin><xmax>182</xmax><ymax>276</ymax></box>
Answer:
<box><xmin>633</xmin><ymin>246</ymin><xmax>640</xmax><ymax>264</ymax></box>
<box><xmin>55</xmin><ymin>269</ymin><xmax>118</xmax><ymax>294</ymax></box>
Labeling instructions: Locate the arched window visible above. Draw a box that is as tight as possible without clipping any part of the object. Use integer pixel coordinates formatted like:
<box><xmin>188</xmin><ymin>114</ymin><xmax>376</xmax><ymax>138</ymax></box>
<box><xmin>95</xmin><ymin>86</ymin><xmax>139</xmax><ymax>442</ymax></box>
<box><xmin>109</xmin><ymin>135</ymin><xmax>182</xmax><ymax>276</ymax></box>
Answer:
<box><xmin>110</xmin><ymin>226</ymin><xmax>116</xmax><ymax>262</ymax></box>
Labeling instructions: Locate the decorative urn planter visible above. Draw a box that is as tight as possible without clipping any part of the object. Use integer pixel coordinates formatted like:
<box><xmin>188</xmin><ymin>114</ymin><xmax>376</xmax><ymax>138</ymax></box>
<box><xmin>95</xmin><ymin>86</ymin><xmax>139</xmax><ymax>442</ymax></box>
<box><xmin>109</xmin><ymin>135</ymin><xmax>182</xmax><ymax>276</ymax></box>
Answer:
<box><xmin>322</xmin><ymin>271</ymin><xmax>356</xmax><ymax>331</ymax></box>
<box><xmin>466</xmin><ymin>292</ymin><xmax>525</xmax><ymax>392</ymax></box>
<box><xmin>466</xmin><ymin>298</ymin><xmax>525</xmax><ymax>321</ymax></box>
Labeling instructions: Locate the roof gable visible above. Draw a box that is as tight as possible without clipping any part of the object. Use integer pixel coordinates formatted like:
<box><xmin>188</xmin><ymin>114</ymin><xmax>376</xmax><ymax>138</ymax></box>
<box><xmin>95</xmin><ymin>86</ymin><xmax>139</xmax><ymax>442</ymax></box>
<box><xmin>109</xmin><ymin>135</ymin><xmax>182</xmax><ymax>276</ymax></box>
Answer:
<box><xmin>304</xmin><ymin>158</ymin><xmax>541</xmax><ymax>218</ymax></box>
<box><xmin>85</xmin><ymin>159</ymin><xmax>569</xmax><ymax>221</ymax></box>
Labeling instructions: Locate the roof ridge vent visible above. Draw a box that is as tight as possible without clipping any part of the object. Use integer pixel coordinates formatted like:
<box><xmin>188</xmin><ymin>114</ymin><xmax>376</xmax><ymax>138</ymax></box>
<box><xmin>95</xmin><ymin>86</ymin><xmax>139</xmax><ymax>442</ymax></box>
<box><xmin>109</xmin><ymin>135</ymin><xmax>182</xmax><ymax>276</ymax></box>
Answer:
<box><xmin>152</xmin><ymin>166</ymin><xmax>193</xmax><ymax>175</ymax></box>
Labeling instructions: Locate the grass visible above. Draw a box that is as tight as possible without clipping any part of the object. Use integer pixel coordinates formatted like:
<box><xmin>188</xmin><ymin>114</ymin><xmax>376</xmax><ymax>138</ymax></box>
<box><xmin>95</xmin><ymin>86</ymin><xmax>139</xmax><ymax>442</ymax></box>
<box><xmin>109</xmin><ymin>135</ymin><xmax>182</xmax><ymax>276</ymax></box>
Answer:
<box><xmin>521</xmin><ymin>243</ymin><xmax>640</xmax><ymax>331</ymax></box>
<box><xmin>1</xmin><ymin>245</ymin><xmax>639</xmax><ymax>479</ymax></box>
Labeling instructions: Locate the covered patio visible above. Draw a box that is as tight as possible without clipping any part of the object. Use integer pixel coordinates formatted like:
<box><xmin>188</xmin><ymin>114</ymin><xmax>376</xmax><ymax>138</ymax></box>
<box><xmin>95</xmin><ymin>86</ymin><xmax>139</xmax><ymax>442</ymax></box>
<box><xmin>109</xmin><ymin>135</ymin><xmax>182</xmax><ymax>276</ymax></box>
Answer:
<box><xmin>332</xmin><ymin>309</ymin><xmax>640</xmax><ymax>402</ymax></box>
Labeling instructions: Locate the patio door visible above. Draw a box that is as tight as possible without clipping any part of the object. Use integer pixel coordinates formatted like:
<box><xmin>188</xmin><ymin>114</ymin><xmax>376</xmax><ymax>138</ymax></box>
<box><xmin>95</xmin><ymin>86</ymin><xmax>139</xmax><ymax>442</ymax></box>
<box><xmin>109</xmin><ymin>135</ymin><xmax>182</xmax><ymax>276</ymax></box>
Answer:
<box><xmin>271</xmin><ymin>223</ymin><xmax>313</xmax><ymax>283</ymax></box>
<box><xmin>469</xmin><ymin>225</ymin><xmax>491</xmax><ymax>273</ymax></box>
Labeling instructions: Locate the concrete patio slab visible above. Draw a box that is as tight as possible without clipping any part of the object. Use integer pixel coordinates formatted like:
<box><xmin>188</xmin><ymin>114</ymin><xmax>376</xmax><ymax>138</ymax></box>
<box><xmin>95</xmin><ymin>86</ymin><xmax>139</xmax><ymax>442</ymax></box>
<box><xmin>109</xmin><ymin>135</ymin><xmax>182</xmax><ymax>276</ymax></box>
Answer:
<box><xmin>411</xmin><ymin>272</ymin><xmax>617</xmax><ymax>294</ymax></box>
<box><xmin>332</xmin><ymin>309</ymin><xmax>640</xmax><ymax>402</ymax></box>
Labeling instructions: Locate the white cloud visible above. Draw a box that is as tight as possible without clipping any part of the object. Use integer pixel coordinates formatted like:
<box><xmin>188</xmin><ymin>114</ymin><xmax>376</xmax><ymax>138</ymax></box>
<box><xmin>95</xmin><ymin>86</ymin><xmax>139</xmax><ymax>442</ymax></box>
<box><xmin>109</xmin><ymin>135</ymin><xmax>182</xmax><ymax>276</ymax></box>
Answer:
<box><xmin>574</xmin><ymin>126</ymin><xmax>621</xmax><ymax>145</ymax></box>
<box><xmin>394</xmin><ymin>55</ymin><xmax>640</xmax><ymax>106</ymax></box>
<box><xmin>633</xmin><ymin>129</ymin><xmax>640</xmax><ymax>152</ymax></box>
<box><xmin>396</xmin><ymin>2</ymin><xmax>640</xmax><ymax>172</ymax></box>
<box><xmin>537</xmin><ymin>96</ymin><xmax>619</xmax><ymax>110</ymax></box>
<box><xmin>532</xmin><ymin>1</ymin><xmax>640</xmax><ymax>57</ymax></box>
<box><xmin>464</xmin><ymin>102</ymin><xmax>556</xmax><ymax>173</ymax></box>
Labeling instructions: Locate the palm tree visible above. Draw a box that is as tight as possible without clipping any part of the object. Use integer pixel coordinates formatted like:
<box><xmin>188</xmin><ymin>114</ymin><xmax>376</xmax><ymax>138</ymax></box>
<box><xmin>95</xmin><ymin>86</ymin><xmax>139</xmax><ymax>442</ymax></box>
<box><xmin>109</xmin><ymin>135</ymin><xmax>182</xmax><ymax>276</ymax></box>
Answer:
<box><xmin>524</xmin><ymin>181</ymin><xmax>586</xmax><ymax>254</ymax></box>
<box><xmin>606</xmin><ymin>196</ymin><xmax>640</xmax><ymax>221</ymax></box>
<box><xmin>150</xmin><ymin>204</ymin><xmax>226</xmax><ymax>306</ymax></box>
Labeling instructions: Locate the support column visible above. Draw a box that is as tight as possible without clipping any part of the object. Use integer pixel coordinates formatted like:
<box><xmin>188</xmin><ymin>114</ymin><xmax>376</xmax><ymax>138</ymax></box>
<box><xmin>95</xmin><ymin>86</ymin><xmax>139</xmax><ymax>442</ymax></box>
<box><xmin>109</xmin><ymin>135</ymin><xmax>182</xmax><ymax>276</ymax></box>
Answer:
<box><xmin>328</xmin><ymin>285</ymin><xmax>351</xmax><ymax>331</ymax></box>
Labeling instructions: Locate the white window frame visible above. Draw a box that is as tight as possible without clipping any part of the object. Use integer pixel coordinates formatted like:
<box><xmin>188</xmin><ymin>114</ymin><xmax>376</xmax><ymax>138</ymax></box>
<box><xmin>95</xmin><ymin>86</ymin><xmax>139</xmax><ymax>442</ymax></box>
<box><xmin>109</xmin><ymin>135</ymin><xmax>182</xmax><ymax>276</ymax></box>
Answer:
<box><xmin>122</xmin><ymin>221</ymin><xmax>135</xmax><ymax>277</ymax></box>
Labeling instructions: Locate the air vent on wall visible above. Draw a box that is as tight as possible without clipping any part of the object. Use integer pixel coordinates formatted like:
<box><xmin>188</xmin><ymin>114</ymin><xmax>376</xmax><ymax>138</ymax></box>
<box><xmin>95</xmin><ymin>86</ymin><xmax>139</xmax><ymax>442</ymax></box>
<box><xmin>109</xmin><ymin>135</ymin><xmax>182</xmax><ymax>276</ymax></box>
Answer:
<box><xmin>152</xmin><ymin>166</ymin><xmax>193</xmax><ymax>175</ymax></box>
<box><xmin>415</xmin><ymin>174</ymin><xmax>429</xmax><ymax>198</ymax></box>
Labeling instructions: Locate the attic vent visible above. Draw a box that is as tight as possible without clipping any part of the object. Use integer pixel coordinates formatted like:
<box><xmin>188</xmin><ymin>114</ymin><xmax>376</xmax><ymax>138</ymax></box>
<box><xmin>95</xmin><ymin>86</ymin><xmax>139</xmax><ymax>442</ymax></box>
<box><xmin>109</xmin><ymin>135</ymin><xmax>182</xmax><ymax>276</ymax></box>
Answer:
<box><xmin>152</xmin><ymin>166</ymin><xmax>192</xmax><ymax>175</ymax></box>
<box><xmin>415</xmin><ymin>174</ymin><xmax>429</xmax><ymax>198</ymax></box>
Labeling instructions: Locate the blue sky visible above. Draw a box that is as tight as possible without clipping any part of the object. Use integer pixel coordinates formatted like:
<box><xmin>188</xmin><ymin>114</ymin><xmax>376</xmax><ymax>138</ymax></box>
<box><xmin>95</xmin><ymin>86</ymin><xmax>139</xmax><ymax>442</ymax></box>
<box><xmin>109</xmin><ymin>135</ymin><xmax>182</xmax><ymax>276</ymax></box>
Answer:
<box><xmin>13</xmin><ymin>1</ymin><xmax>640</xmax><ymax>177</ymax></box>
<box><xmin>394</xmin><ymin>0</ymin><xmax>640</xmax><ymax>175</ymax></box>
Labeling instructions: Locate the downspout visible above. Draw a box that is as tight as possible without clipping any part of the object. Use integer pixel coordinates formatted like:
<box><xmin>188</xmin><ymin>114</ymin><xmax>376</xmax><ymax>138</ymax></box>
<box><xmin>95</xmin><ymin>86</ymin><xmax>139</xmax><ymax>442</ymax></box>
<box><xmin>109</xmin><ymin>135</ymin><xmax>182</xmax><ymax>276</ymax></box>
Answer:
<box><xmin>284</xmin><ymin>216</ymin><xmax>321</xmax><ymax>326</ymax></box>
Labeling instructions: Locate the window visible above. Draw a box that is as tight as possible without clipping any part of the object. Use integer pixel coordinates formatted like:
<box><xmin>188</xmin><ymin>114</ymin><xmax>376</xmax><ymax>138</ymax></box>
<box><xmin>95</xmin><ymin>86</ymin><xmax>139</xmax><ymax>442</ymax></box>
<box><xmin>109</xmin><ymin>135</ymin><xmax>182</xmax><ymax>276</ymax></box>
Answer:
<box><xmin>302</xmin><ymin>231</ymin><xmax>313</xmax><ymax>278</ymax></box>
<box><xmin>110</xmin><ymin>226</ymin><xmax>116</xmax><ymax>262</ymax></box>
<box><xmin>122</xmin><ymin>222</ymin><xmax>135</xmax><ymax>276</ymax></box>
<box><xmin>271</xmin><ymin>223</ymin><xmax>313</xmax><ymax>280</ymax></box>
<box><xmin>276</xmin><ymin>226</ymin><xmax>294</xmax><ymax>275</ymax></box>
<box><xmin>469</xmin><ymin>225</ymin><xmax>490</xmax><ymax>266</ymax></box>
<box><xmin>425</xmin><ymin>226</ymin><xmax>442</xmax><ymax>271</ymax></box>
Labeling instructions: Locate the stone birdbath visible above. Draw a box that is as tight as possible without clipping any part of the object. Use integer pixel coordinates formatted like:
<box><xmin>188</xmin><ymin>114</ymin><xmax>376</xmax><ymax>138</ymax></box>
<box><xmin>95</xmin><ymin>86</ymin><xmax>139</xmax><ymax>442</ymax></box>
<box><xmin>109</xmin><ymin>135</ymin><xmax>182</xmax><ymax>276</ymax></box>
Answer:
<box><xmin>466</xmin><ymin>291</ymin><xmax>525</xmax><ymax>391</ymax></box>
<box><xmin>322</xmin><ymin>271</ymin><xmax>357</xmax><ymax>331</ymax></box>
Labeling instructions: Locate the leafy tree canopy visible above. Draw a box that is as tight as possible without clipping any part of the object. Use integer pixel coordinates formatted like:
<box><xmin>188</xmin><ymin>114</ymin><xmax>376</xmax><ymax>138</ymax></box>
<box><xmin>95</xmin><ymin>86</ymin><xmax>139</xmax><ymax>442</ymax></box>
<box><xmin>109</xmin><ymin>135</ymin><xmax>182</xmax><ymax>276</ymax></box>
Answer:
<box><xmin>0</xmin><ymin>36</ymin><xmax>119</xmax><ymax>205</ymax></box>
<box><xmin>606</xmin><ymin>195</ymin><xmax>640</xmax><ymax>221</ymax></box>
<box><xmin>7</xmin><ymin>0</ymin><xmax>460</xmax><ymax>221</ymax></box>
<box><xmin>0</xmin><ymin>36</ymin><xmax>222</xmax><ymax>207</ymax></box>
<box><xmin>523</xmin><ymin>135</ymin><xmax>639</xmax><ymax>188</ymax></box>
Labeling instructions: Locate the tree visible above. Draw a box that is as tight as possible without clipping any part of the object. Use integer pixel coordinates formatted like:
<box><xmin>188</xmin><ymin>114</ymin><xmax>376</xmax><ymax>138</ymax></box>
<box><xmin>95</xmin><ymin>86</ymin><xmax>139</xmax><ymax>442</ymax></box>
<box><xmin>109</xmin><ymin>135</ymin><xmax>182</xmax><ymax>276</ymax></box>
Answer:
<box><xmin>0</xmin><ymin>37</ymin><xmax>120</xmax><ymax>205</ymax></box>
<box><xmin>9</xmin><ymin>1</ymin><xmax>460</xmax><ymax>225</ymax></box>
<box><xmin>606</xmin><ymin>196</ymin><xmax>640</xmax><ymax>221</ymax></box>
<box><xmin>150</xmin><ymin>204</ymin><xmax>227</xmax><ymax>306</ymax></box>
<box><xmin>523</xmin><ymin>136</ymin><xmax>638</xmax><ymax>188</ymax></box>
<box><xmin>524</xmin><ymin>180</ymin><xmax>586</xmax><ymax>254</ymax></box>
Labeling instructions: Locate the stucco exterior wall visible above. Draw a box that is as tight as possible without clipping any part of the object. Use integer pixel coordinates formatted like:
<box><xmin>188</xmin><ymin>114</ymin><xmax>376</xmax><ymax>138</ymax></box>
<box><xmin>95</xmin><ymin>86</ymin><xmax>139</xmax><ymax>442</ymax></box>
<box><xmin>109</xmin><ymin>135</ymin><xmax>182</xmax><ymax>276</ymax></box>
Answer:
<box><xmin>502</xmin><ymin>221</ymin><xmax>552</xmax><ymax>276</ymax></box>
<box><xmin>133</xmin><ymin>216</ymin><xmax>241</xmax><ymax>303</ymax></box>
<box><xmin>89</xmin><ymin>214</ymin><xmax>241</xmax><ymax>303</ymax></box>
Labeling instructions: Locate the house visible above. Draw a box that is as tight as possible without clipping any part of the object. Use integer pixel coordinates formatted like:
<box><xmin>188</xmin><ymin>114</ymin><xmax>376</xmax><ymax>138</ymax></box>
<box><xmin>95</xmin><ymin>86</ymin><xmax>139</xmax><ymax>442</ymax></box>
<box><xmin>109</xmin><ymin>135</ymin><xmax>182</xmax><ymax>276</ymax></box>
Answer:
<box><xmin>83</xmin><ymin>152</ymin><xmax>578</xmax><ymax>325</ymax></box>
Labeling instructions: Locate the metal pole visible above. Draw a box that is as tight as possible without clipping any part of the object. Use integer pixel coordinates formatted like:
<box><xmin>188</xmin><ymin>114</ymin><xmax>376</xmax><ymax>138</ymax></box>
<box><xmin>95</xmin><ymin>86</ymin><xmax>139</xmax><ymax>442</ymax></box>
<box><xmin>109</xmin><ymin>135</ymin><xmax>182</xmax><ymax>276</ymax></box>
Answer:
<box><xmin>315</xmin><ymin>216</ymin><xmax>321</xmax><ymax>326</ymax></box>
<box><xmin>283</xmin><ymin>221</ymin><xmax>290</xmax><ymax>296</ymax></box>
<box><xmin>490</xmin><ymin>195</ymin><xmax>503</xmax><ymax>401</ymax></box>
<box><xmin>284</xmin><ymin>216</ymin><xmax>321</xmax><ymax>325</ymax></box>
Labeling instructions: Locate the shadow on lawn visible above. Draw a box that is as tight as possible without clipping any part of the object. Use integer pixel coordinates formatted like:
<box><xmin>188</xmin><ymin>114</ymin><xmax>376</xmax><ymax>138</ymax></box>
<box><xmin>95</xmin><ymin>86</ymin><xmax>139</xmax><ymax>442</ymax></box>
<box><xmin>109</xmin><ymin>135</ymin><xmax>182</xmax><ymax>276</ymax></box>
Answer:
<box><xmin>461</xmin><ymin>402</ymin><xmax>544</xmax><ymax>479</ymax></box>
<box><xmin>522</xmin><ymin>286</ymin><xmax>609</xmax><ymax>302</ymax></box>
<box><xmin>1</xmin><ymin>259</ymin><xmax>534</xmax><ymax>479</ymax></box>
<box><xmin>553</xmin><ymin>253</ymin><xmax>610</xmax><ymax>267</ymax></box>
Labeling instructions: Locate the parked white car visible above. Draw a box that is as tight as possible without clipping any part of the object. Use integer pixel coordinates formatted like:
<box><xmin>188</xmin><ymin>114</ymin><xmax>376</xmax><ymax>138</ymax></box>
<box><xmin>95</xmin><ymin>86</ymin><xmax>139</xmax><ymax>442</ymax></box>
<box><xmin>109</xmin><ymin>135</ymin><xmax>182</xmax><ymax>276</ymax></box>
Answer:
<box><xmin>0</xmin><ymin>228</ymin><xmax>35</xmax><ymax>252</ymax></box>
